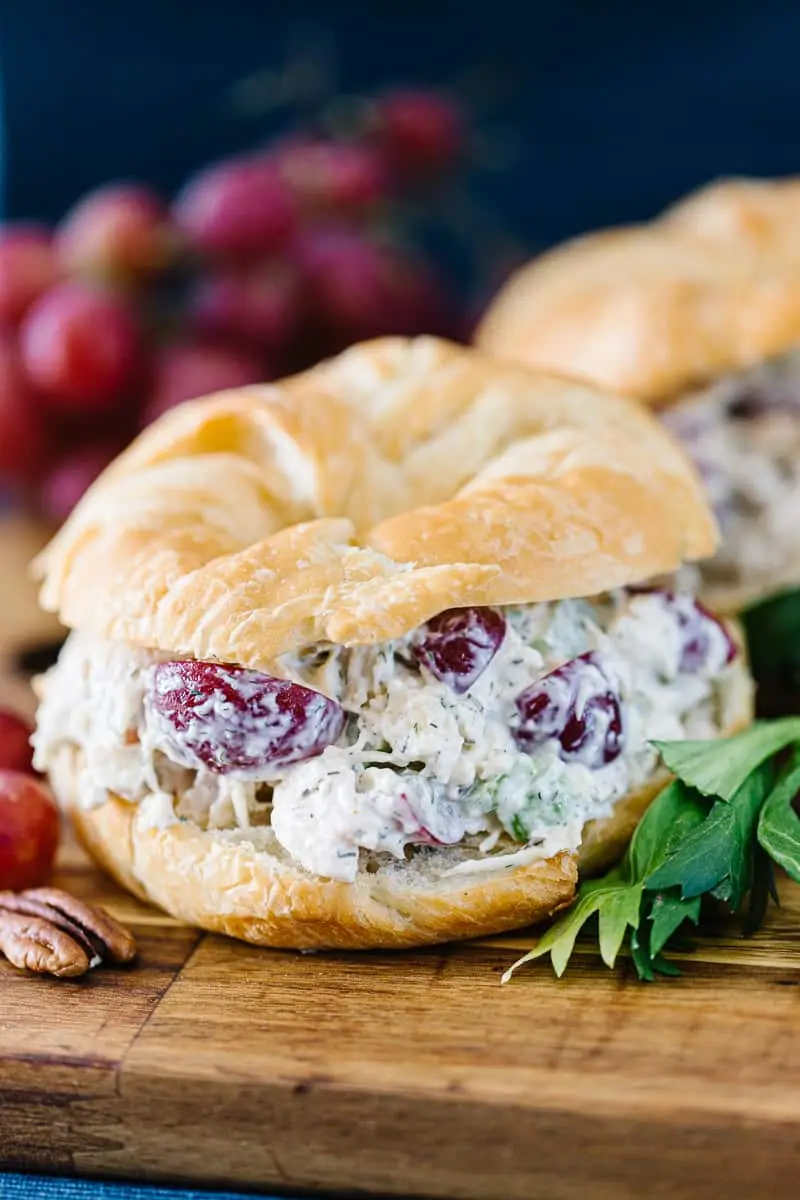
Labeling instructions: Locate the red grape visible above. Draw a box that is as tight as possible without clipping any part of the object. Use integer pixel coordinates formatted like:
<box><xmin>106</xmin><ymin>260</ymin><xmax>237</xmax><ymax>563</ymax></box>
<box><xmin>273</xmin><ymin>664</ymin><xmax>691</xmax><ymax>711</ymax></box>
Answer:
<box><xmin>57</xmin><ymin>183</ymin><xmax>174</xmax><ymax>281</ymax></box>
<box><xmin>513</xmin><ymin>653</ymin><xmax>624</xmax><ymax>769</ymax></box>
<box><xmin>147</xmin><ymin>661</ymin><xmax>345</xmax><ymax>773</ymax></box>
<box><xmin>188</xmin><ymin>262</ymin><xmax>302</xmax><ymax>354</ymax></box>
<box><xmin>0</xmin><ymin>225</ymin><xmax>58</xmax><ymax>327</ymax></box>
<box><xmin>0</xmin><ymin>709</ymin><xmax>36</xmax><ymax>774</ymax></box>
<box><xmin>294</xmin><ymin>227</ymin><xmax>384</xmax><ymax>319</ymax></box>
<box><xmin>296</xmin><ymin>227</ymin><xmax>455</xmax><ymax>350</ymax></box>
<box><xmin>174</xmin><ymin>158</ymin><xmax>295</xmax><ymax>258</ymax></box>
<box><xmin>295</xmin><ymin>229</ymin><xmax>398</xmax><ymax>347</ymax></box>
<box><xmin>646</xmin><ymin>591</ymin><xmax>737</xmax><ymax>674</ymax></box>
<box><xmin>371</xmin><ymin>89</ymin><xmax>464</xmax><ymax>182</ymax></box>
<box><xmin>413</xmin><ymin>607</ymin><xmax>506</xmax><ymax>693</ymax></box>
<box><xmin>0</xmin><ymin>771</ymin><xmax>60</xmax><ymax>891</ymax></box>
<box><xmin>272</xmin><ymin>136</ymin><xmax>385</xmax><ymax>212</ymax></box>
<box><xmin>141</xmin><ymin>338</ymin><xmax>264</xmax><ymax>425</ymax></box>
<box><xmin>38</xmin><ymin>438</ymin><xmax>122</xmax><ymax>523</ymax></box>
<box><xmin>378</xmin><ymin>254</ymin><xmax>455</xmax><ymax>338</ymax></box>
<box><xmin>0</xmin><ymin>336</ymin><xmax>48</xmax><ymax>481</ymax></box>
<box><xmin>20</xmin><ymin>282</ymin><xmax>141</xmax><ymax>412</ymax></box>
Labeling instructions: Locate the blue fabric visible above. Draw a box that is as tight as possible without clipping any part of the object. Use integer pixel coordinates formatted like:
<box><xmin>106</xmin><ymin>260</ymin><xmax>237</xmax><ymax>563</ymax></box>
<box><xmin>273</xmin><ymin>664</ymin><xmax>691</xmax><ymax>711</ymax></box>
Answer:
<box><xmin>0</xmin><ymin>1175</ymin><xmax>295</xmax><ymax>1200</ymax></box>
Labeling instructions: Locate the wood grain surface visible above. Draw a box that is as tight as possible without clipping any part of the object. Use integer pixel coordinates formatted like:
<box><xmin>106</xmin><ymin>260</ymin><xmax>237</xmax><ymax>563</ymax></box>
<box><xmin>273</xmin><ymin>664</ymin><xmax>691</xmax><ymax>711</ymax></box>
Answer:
<box><xmin>0</xmin><ymin>518</ymin><xmax>799</xmax><ymax>1200</ymax></box>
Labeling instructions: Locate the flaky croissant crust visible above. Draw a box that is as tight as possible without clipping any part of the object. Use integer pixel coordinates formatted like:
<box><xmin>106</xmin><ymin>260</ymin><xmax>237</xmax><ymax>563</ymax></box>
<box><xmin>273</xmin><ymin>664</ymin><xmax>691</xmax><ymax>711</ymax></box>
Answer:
<box><xmin>34</xmin><ymin>337</ymin><xmax>715</xmax><ymax>672</ymax></box>
<box><xmin>477</xmin><ymin>177</ymin><xmax>800</xmax><ymax>404</ymax></box>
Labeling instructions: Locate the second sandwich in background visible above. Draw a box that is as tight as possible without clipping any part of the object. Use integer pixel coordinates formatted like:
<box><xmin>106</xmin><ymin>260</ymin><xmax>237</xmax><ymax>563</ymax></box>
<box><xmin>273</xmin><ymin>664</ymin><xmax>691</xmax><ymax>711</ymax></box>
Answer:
<box><xmin>476</xmin><ymin>177</ymin><xmax>800</xmax><ymax>710</ymax></box>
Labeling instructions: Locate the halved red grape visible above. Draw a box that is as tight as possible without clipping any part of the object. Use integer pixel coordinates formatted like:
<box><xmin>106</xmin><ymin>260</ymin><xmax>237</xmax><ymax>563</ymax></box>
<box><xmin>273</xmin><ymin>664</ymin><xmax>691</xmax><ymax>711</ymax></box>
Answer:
<box><xmin>20</xmin><ymin>281</ymin><xmax>141</xmax><ymax>411</ymax></box>
<box><xmin>174</xmin><ymin>158</ymin><xmax>295</xmax><ymax>258</ymax></box>
<box><xmin>412</xmin><ymin>607</ymin><xmax>506</xmax><ymax>693</ymax></box>
<box><xmin>57</xmin><ymin>183</ymin><xmax>174</xmax><ymax>281</ymax></box>
<box><xmin>652</xmin><ymin>591</ymin><xmax>737</xmax><ymax>674</ymax></box>
<box><xmin>147</xmin><ymin>661</ymin><xmax>345</xmax><ymax>774</ymax></box>
<box><xmin>394</xmin><ymin>798</ymin><xmax>444</xmax><ymax>847</ymax></box>
<box><xmin>0</xmin><ymin>709</ymin><xmax>36</xmax><ymax>774</ymax></box>
<box><xmin>513</xmin><ymin>652</ymin><xmax>624</xmax><ymax>769</ymax></box>
<box><xmin>0</xmin><ymin>225</ymin><xmax>58</xmax><ymax>327</ymax></box>
<box><xmin>0</xmin><ymin>771</ymin><xmax>60</xmax><ymax>891</ymax></box>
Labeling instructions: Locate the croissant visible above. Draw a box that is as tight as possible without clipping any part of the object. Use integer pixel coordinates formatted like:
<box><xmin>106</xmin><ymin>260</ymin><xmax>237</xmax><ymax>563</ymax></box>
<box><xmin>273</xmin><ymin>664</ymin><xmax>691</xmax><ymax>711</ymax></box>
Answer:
<box><xmin>476</xmin><ymin>177</ymin><xmax>800</xmax><ymax>611</ymax></box>
<box><xmin>32</xmin><ymin>337</ymin><xmax>752</xmax><ymax>948</ymax></box>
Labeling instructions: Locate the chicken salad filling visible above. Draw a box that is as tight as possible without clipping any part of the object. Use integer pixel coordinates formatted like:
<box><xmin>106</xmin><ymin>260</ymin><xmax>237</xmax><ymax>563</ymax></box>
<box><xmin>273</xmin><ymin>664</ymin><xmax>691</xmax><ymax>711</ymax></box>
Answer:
<box><xmin>663</xmin><ymin>347</ymin><xmax>800</xmax><ymax>589</ymax></box>
<box><xmin>34</xmin><ymin>590</ymin><xmax>739</xmax><ymax>882</ymax></box>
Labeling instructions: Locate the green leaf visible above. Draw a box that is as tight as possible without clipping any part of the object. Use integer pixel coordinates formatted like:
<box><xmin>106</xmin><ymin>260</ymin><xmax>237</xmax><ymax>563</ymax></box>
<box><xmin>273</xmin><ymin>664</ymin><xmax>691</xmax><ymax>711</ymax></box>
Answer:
<box><xmin>645</xmin><ymin>801</ymin><xmax>733</xmax><ymax>897</ymax></box>
<box><xmin>758</xmin><ymin>749</ymin><xmax>800</xmax><ymax>883</ymax></box>
<box><xmin>627</xmin><ymin>780</ymin><xmax>710</xmax><ymax>879</ymax></box>
<box><xmin>653</xmin><ymin>719</ymin><xmax>800</xmax><ymax>801</ymax></box>
<box><xmin>651</xmin><ymin>953</ymin><xmax>682</xmax><ymax>977</ymax></box>
<box><xmin>727</xmin><ymin>763</ymin><xmax>774</xmax><ymax>908</ymax></box>
<box><xmin>743</xmin><ymin>845</ymin><xmax>777</xmax><ymax>936</ymax></box>
<box><xmin>629</xmin><ymin>926</ymin><xmax>655</xmax><ymax>981</ymax></box>
<box><xmin>710</xmin><ymin>876</ymin><xmax>734</xmax><ymax>903</ymax></box>
<box><xmin>502</xmin><ymin>869</ymin><xmax>636</xmax><ymax>980</ymax></box>
<box><xmin>598</xmin><ymin>887</ymin><xmax>643</xmax><ymax>968</ymax></box>
<box><xmin>742</xmin><ymin>588</ymin><xmax>800</xmax><ymax>717</ymax></box>
<box><xmin>649</xmin><ymin>891</ymin><xmax>701</xmax><ymax>958</ymax></box>
<box><xmin>645</xmin><ymin>764</ymin><xmax>772</xmax><ymax>906</ymax></box>
<box><xmin>629</xmin><ymin>923</ymin><xmax>681</xmax><ymax>981</ymax></box>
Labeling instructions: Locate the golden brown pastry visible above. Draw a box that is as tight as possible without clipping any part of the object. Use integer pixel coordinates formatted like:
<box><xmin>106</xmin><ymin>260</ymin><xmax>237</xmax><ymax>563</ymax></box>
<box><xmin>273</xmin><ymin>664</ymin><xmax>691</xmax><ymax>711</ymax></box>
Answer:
<box><xmin>32</xmin><ymin>337</ymin><xmax>752</xmax><ymax>949</ymax></box>
<box><xmin>476</xmin><ymin>177</ymin><xmax>800</xmax><ymax>611</ymax></box>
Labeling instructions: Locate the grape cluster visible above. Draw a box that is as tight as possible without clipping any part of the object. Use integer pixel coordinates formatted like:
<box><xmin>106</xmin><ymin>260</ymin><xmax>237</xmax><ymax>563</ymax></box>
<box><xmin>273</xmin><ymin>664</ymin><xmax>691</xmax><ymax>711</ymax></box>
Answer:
<box><xmin>0</xmin><ymin>89</ymin><xmax>465</xmax><ymax>522</ymax></box>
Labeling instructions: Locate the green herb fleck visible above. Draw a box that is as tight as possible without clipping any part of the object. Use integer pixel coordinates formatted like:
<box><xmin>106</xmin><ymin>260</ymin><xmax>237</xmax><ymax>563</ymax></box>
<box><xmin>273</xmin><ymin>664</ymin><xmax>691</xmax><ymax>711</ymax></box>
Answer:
<box><xmin>510</xmin><ymin>814</ymin><xmax>528</xmax><ymax>843</ymax></box>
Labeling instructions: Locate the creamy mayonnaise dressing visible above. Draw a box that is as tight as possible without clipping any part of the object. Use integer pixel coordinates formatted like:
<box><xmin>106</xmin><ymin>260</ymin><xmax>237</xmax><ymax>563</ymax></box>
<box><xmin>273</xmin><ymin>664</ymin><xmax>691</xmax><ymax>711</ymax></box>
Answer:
<box><xmin>34</xmin><ymin>591</ymin><xmax>735</xmax><ymax>882</ymax></box>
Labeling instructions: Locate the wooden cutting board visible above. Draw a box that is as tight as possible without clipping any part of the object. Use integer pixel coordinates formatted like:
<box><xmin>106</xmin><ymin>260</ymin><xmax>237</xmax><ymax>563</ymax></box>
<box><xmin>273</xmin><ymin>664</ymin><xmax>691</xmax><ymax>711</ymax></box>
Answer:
<box><xmin>1</xmin><ymin>517</ymin><xmax>799</xmax><ymax>1200</ymax></box>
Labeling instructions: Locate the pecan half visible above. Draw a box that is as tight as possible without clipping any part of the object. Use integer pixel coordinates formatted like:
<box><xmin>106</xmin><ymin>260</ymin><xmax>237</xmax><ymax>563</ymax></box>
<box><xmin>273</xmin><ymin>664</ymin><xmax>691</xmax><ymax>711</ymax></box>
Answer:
<box><xmin>21</xmin><ymin>889</ymin><xmax>137</xmax><ymax>965</ymax></box>
<box><xmin>0</xmin><ymin>909</ymin><xmax>90</xmax><ymax>978</ymax></box>
<box><xmin>0</xmin><ymin>888</ymin><xmax>137</xmax><ymax>978</ymax></box>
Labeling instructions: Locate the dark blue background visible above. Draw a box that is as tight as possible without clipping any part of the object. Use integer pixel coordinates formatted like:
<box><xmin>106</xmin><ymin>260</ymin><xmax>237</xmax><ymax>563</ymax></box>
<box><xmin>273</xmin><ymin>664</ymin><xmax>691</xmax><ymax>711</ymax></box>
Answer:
<box><xmin>2</xmin><ymin>0</ymin><xmax>800</xmax><ymax>253</ymax></box>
